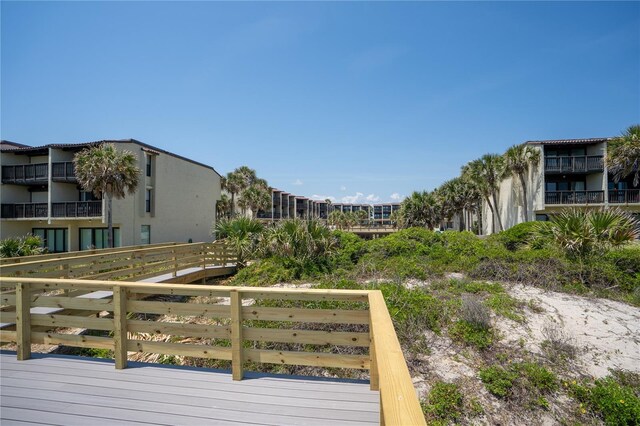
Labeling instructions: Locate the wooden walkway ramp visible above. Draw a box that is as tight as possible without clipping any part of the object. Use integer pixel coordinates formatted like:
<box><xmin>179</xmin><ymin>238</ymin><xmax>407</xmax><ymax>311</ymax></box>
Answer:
<box><xmin>0</xmin><ymin>351</ymin><xmax>379</xmax><ymax>425</ymax></box>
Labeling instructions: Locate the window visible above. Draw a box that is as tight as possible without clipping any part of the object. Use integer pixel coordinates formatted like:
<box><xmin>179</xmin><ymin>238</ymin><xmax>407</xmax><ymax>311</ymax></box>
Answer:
<box><xmin>141</xmin><ymin>225</ymin><xmax>150</xmax><ymax>245</ymax></box>
<box><xmin>80</xmin><ymin>228</ymin><xmax>121</xmax><ymax>250</ymax></box>
<box><xmin>33</xmin><ymin>228</ymin><xmax>68</xmax><ymax>253</ymax></box>
<box><xmin>146</xmin><ymin>154</ymin><xmax>152</xmax><ymax>177</ymax></box>
<box><xmin>146</xmin><ymin>189</ymin><xmax>152</xmax><ymax>213</ymax></box>
<box><xmin>79</xmin><ymin>191</ymin><xmax>99</xmax><ymax>201</ymax></box>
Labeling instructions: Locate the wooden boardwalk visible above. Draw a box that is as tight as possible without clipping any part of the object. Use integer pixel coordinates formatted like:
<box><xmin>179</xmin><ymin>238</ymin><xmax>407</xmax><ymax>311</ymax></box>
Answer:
<box><xmin>0</xmin><ymin>351</ymin><xmax>379</xmax><ymax>425</ymax></box>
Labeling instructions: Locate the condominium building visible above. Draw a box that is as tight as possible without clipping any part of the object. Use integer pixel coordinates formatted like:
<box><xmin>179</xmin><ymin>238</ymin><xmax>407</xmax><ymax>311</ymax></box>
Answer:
<box><xmin>482</xmin><ymin>137</ymin><xmax>640</xmax><ymax>234</ymax></box>
<box><xmin>1</xmin><ymin>139</ymin><xmax>221</xmax><ymax>251</ymax></box>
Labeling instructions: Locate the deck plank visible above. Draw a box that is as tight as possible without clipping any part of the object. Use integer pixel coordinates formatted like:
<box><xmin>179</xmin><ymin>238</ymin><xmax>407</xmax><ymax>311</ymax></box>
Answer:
<box><xmin>0</xmin><ymin>351</ymin><xmax>379</xmax><ymax>425</ymax></box>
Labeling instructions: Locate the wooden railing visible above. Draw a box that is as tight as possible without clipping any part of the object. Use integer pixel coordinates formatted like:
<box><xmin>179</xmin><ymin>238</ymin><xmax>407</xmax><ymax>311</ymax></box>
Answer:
<box><xmin>0</xmin><ymin>242</ymin><xmax>181</xmax><ymax>265</ymax></box>
<box><xmin>0</xmin><ymin>241</ymin><xmax>236</xmax><ymax>281</ymax></box>
<box><xmin>0</xmin><ymin>278</ymin><xmax>424</xmax><ymax>425</ymax></box>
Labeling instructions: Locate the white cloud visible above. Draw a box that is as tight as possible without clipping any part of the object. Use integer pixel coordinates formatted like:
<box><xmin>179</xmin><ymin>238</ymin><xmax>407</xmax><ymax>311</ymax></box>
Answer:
<box><xmin>340</xmin><ymin>185</ymin><xmax>347</xmax><ymax>191</ymax></box>
<box><xmin>292</xmin><ymin>179</ymin><xmax>303</xmax><ymax>186</ymax></box>
<box><xmin>311</xmin><ymin>194</ymin><xmax>336</xmax><ymax>202</ymax></box>
<box><xmin>365</xmin><ymin>194</ymin><xmax>380</xmax><ymax>202</ymax></box>
<box><xmin>341</xmin><ymin>192</ymin><xmax>364</xmax><ymax>204</ymax></box>
<box><xmin>390</xmin><ymin>193</ymin><xmax>402</xmax><ymax>201</ymax></box>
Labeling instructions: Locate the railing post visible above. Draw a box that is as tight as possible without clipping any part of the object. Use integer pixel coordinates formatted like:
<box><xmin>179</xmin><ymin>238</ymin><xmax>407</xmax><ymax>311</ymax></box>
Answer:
<box><xmin>113</xmin><ymin>286</ymin><xmax>128</xmax><ymax>369</ymax></box>
<box><xmin>230</xmin><ymin>289</ymin><xmax>244</xmax><ymax>380</ymax></box>
<box><xmin>370</xmin><ymin>306</ymin><xmax>379</xmax><ymax>391</ymax></box>
<box><xmin>172</xmin><ymin>249</ymin><xmax>177</xmax><ymax>277</ymax></box>
<box><xmin>16</xmin><ymin>282</ymin><xmax>31</xmax><ymax>361</ymax></box>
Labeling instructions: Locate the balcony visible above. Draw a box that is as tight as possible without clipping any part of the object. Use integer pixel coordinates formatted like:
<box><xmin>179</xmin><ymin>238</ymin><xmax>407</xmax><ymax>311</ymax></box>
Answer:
<box><xmin>1</xmin><ymin>201</ymin><xmax>102</xmax><ymax>219</ymax></box>
<box><xmin>1</xmin><ymin>163</ymin><xmax>48</xmax><ymax>184</ymax></box>
<box><xmin>545</xmin><ymin>190</ymin><xmax>604</xmax><ymax>205</ymax></box>
<box><xmin>1</xmin><ymin>203</ymin><xmax>48</xmax><ymax>219</ymax></box>
<box><xmin>544</xmin><ymin>156</ymin><xmax>604</xmax><ymax>173</ymax></box>
<box><xmin>1</xmin><ymin>162</ymin><xmax>76</xmax><ymax>184</ymax></box>
<box><xmin>608</xmin><ymin>189</ymin><xmax>640</xmax><ymax>204</ymax></box>
<box><xmin>51</xmin><ymin>162</ymin><xmax>77</xmax><ymax>182</ymax></box>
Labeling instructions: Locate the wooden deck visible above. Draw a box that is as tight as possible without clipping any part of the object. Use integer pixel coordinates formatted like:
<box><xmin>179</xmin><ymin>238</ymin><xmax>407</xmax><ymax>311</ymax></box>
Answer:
<box><xmin>0</xmin><ymin>351</ymin><xmax>379</xmax><ymax>425</ymax></box>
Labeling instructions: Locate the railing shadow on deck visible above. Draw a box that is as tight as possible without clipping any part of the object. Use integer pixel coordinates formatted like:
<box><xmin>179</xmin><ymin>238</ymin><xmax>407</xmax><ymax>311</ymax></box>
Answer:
<box><xmin>0</xmin><ymin>278</ymin><xmax>425</xmax><ymax>425</ymax></box>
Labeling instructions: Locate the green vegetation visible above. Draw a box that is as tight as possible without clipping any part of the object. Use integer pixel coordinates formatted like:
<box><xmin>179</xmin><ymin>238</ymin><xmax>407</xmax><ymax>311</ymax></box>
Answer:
<box><xmin>480</xmin><ymin>361</ymin><xmax>558</xmax><ymax>408</ymax></box>
<box><xmin>570</xmin><ymin>374</ymin><xmax>640</xmax><ymax>425</ymax></box>
<box><xmin>421</xmin><ymin>382</ymin><xmax>464</xmax><ymax>425</ymax></box>
<box><xmin>606</xmin><ymin>124</ymin><xmax>640</xmax><ymax>187</ymax></box>
<box><xmin>449</xmin><ymin>319</ymin><xmax>495</xmax><ymax>350</ymax></box>
<box><xmin>0</xmin><ymin>234</ymin><xmax>44</xmax><ymax>258</ymax></box>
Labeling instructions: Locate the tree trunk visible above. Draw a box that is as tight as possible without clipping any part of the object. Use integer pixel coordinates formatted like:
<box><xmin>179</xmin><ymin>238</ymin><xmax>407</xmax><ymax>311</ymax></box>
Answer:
<box><xmin>230</xmin><ymin>193</ymin><xmax>236</xmax><ymax>217</ymax></box>
<box><xmin>491</xmin><ymin>192</ymin><xmax>504</xmax><ymax>232</ymax></box>
<box><xmin>107</xmin><ymin>193</ymin><xmax>113</xmax><ymax>248</ymax></box>
<box><xmin>519</xmin><ymin>173</ymin><xmax>529</xmax><ymax>222</ymax></box>
<box><xmin>486</xmin><ymin>196</ymin><xmax>496</xmax><ymax>234</ymax></box>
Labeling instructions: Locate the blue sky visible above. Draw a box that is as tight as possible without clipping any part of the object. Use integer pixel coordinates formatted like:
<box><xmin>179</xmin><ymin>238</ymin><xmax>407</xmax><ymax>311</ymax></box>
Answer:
<box><xmin>2</xmin><ymin>1</ymin><xmax>639</xmax><ymax>203</ymax></box>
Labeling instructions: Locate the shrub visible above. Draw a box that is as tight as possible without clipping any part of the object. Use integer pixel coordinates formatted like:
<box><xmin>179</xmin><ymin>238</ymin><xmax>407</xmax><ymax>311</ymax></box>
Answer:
<box><xmin>329</xmin><ymin>231</ymin><xmax>364</xmax><ymax>269</ymax></box>
<box><xmin>0</xmin><ymin>234</ymin><xmax>44</xmax><ymax>258</ymax></box>
<box><xmin>485</xmin><ymin>293</ymin><xmax>525</xmax><ymax>323</ymax></box>
<box><xmin>421</xmin><ymin>382</ymin><xmax>464</xmax><ymax>423</ymax></box>
<box><xmin>541</xmin><ymin>322</ymin><xmax>577</xmax><ymax>362</ymax></box>
<box><xmin>449</xmin><ymin>319</ymin><xmax>494</xmax><ymax>350</ymax></box>
<box><xmin>460</xmin><ymin>294</ymin><xmax>491</xmax><ymax>329</ymax></box>
<box><xmin>494</xmin><ymin>222</ymin><xmax>546</xmax><ymax>251</ymax></box>
<box><xmin>232</xmin><ymin>258</ymin><xmax>296</xmax><ymax>286</ymax></box>
<box><xmin>571</xmin><ymin>376</ymin><xmax>640</xmax><ymax>425</ymax></box>
<box><xmin>377</xmin><ymin>283</ymin><xmax>446</xmax><ymax>334</ymax></box>
<box><xmin>479</xmin><ymin>365</ymin><xmax>518</xmax><ymax>398</ymax></box>
<box><xmin>363</xmin><ymin>227</ymin><xmax>442</xmax><ymax>258</ymax></box>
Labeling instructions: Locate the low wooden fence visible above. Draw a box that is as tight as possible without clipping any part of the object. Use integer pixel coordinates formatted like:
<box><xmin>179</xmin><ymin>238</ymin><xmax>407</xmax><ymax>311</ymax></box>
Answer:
<box><xmin>0</xmin><ymin>278</ymin><xmax>424</xmax><ymax>425</ymax></box>
<box><xmin>0</xmin><ymin>241</ymin><xmax>236</xmax><ymax>281</ymax></box>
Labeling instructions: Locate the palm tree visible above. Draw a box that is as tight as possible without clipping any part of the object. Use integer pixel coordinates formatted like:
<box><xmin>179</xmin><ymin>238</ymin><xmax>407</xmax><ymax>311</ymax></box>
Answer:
<box><xmin>74</xmin><ymin>143</ymin><xmax>140</xmax><ymax>248</ymax></box>
<box><xmin>464</xmin><ymin>155</ymin><xmax>506</xmax><ymax>234</ymax></box>
<box><xmin>216</xmin><ymin>194</ymin><xmax>232</xmax><ymax>220</ymax></box>
<box><xmin>239</xmin><ymin>179</ymin><xmax>272</xmax><ymax>218</ymax></box>
<box><xmin>504</xmin><ymin>144</ymin><xmax>541</xmax><ymax>222</ymax></box>
<box><xmin>213</xmin><ymin>216</ymin><xmax>263</xmax><ymax>267</ymax></box>
<box><xmin>535</xmin><ymin>208</ymin><xmax>640</xmax><ymax>259</ymax></box>
<box><xmin>606</xmin><ymin>124</ymin><xmax>640</xmax><ymax>187</ymax></box>
<box><xmin>399</xmin><ymin>190</ymin><xmax>441</xmax><ymax>230</ymax></box>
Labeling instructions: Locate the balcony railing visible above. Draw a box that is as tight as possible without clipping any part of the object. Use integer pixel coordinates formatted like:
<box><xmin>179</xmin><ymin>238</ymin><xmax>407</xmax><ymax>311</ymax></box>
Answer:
<box><xmin>51</xmin><ymin>201</ymin><xmax>102</xmax><ymax>218</ymax></box>
<box><xmin>2</xmin><ymin>162</ymin><xmax>76</xmax><ymax>184</ymax></box>
<box><xmin>51</xmin><ymin>162</ymin><xmax>76</xmax><ymax>182</ymax></box>
<box><xmin>1</xmin><ymin>203</ymin><xmax>48</xmax><ymax>219</ymax></box>
<box><xmin>545</xmin><ymin>190</ymin><xmax>604</xmax><ymax>205</ymax></box>
<box><xmin>1</xmin><ymin>201</ymin><xmax>102</xmax><ymax>219</ymax></box>
<box><xmin>608</xmin><ymin>189</ymin><xmax>640</xmax><ymax>204</ymax></box>
<box><xmin>1</xmin><ymin>163</ymin><xmax>48</xmax><ymax>183</ymax></box>
<box><xmin>544</xmin><ymin>155</ymin><xmax>604</xmax><ymax>173</ymax></box>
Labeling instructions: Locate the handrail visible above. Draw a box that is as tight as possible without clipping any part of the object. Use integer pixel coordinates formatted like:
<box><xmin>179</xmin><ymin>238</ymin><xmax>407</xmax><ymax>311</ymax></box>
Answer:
<box><xmin>369</xmin><ymin>291</ymin><xmax>425</xmax><ymax>425</ymax></box>
<box><xmin>0</xmin><ymin>242</ymin><xmax>180</xmax><ymax>265</ymax></box>
<box><xmin>0</xmin><ymin>241</ymin><xmax>236</xmax><ymax>280</ymax></box>
<box><xmin>0</xmin><ymin>278</ymin><xmax>425</xmax><ymax>425</ymax></box>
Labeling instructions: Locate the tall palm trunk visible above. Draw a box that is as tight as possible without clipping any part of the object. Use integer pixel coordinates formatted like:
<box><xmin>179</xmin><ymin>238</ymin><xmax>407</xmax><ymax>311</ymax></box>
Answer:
<box><xmin>233</xmin><ymin>193</ymin><xmax>238</xmax><ymax>217</ymax></box>
<box><xmin>491</xmin><ymin>192</ymin><xmax>503</xmax><ymax>232</ymax></box>
<box><xmin>519</xmin><ymin>173</ymin><xmax>529</xmax><ymax>222</ymax></box>
<box><xmin>485</xmin><ymin>196</ymin><xmax>496</xmax><ymax>234</ymax></box>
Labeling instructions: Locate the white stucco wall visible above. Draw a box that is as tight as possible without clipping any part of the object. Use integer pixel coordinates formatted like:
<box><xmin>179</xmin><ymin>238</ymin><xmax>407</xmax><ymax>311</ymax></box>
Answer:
<box><xmin>1</xmin><ymin>141</ymin><xmax>221</xmax><ymax>249</ymax></box>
